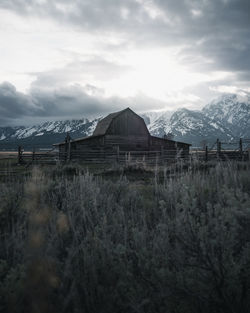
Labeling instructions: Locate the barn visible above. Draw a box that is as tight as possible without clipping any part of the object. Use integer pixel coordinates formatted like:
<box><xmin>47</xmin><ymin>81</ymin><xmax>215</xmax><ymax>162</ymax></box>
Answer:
<box><xmin>55</xmin><ymin>108</ymin><xmax>191</xmax><ymax>163</ymax></box>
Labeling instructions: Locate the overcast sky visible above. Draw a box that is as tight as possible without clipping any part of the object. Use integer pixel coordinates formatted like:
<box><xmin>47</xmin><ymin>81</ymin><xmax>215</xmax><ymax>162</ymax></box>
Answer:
<box><xmin>0</xmin><ymin>0</ymin><xmax>250</xmax><ymax>126</ymax></box>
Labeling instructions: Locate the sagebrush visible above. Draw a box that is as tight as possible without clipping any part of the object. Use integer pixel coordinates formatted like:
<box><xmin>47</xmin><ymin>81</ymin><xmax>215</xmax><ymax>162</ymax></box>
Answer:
<box><xmin>0</xmin><ymin>162</ymin><xmax>250</xmax><ymax>313</ymax></box>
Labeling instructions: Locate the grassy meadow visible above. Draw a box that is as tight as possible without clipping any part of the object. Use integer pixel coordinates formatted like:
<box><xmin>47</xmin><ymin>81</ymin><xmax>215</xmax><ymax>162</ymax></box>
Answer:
<box><xmin>0</xmin><ymin>159</ymin><xmax>250</xmax><ymax>313</ymax></box>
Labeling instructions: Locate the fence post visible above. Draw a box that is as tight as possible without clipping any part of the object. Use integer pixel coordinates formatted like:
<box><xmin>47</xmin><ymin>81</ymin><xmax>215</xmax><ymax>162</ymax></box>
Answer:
<box><xmin>161</xmin><ymin>145</ymin><xmax>164</xmax><ymax>165</ymax></box>
<box><xmin>127</xmin><ymin>152</ymin><xmax>131</xmax><ymax>165</ymax></box>
<box><xmin>205</xmin><ymin>145</ymin><xmax>208</xmax><ymax>162</ymax></box>
<box><xmin>116</xmin><ymin>145</ymin><xmax>120</xmax><ymax>163</ymax></box>
<box><xmin>32</xmin><ymin>148</ymin><xmax>35</xmax><ymax>162</ymax></box>
<box><xmin>64</xmin><ymin>133</ymin><xmax>71</xmax><ymax>162</ymax></box>
<box><xmin>216</xmin><ymin>138</ymin><xmax>221</xmax><ymax>159</ymax></box>
<box><xmin>18</xmin><ymin>146</ymin><xmax>22</xmax><ymax>164</ymax></box>
<box><xmin>64</xmin><ymin>138</ymin><xmax>67</xmax><ymax>162</ymax></box>
<box><xmin>67</xmin><ymin>140</ymin><xmax>71</xmax><ymax>162</ymax></box>
<box><xmin>239</xmin><ymin>138</ymin><xmax>243</xmax><ymax>160</ymax></box>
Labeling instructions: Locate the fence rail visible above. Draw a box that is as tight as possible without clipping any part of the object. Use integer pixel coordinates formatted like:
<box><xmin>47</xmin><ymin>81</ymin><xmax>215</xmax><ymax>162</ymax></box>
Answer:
<box><xmin>191</xmin><ymin>150</ymin><xmax>249</xmax><ymax>162</ymax></box>
<box><xmin>4</xmin><ymin>137</ymin><xmax>249</xmax><ymax>166</ymax></box>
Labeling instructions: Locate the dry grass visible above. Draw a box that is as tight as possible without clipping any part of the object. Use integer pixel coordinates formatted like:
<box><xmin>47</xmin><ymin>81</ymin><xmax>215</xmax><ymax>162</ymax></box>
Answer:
<box><xmin>0</xmin><ymin>161</ymin><xmax>250</xmax><ymax>313</ymax></box>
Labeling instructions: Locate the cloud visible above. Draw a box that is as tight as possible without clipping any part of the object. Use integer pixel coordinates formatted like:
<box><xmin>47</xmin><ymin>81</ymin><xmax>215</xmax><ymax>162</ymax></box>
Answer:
<box><xmin>0</xmin><ymin>82</ymin><xmax>42</xmax><ymax>125</ymax></box>
<box><xmin>30</xmin><ymin>57</ymin><xmax>132</xmax><ymax>91</ymax></box>
<box><xmin>1</xmin><ymin>0</ymin><xmax>249</xmax><ymax>77</ymax></box>
<box><xmin>0</xmin><ymin>0</ymin><xmax>249</xmax><ymax>124</ymax></box>
<box><xmin>0</xmin><ymin>81</ymin><xmax>116</xmax><ymax>125</ymax></box>
<box><xmin>209</xmin><ymin>85</ymin><xmax>250</xmax><ymax>96</ymax></box>
<box><xmin>0</xmin><ymin>81</ymin><xmax>167</xmax><ymax>126</ymax></box>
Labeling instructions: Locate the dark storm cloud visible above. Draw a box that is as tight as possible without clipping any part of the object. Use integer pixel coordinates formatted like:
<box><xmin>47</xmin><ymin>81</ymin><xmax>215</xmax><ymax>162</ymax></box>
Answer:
<box><xmin>0</xmin><ymin>82</ymin><xmax>42</xmax><ymax>125</ymax></box>
<box><xmin>29</xmin><ymin>85</ymin><xmax>113</xmax><ymax>117</ymax></box>
<box><xmin>153</xmin><ymin>0</ymin><xmax>250</xmax><ymax>76</ymax></box>
<box><xmin>0</xmin><ymin>81</ymin><xmax>118</xmax><ymax>125</ymax></box>
<box><xmin>0</xmin><ymin>81</ymin><xmax>165</xmax><ymax>126</ymax></box>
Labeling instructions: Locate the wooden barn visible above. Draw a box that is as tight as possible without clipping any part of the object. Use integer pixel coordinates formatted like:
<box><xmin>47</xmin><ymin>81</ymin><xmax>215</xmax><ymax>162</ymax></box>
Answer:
<box><xmin>54</xmin><ymin>108</ymin><xmax>191</xmax><ymax>163</ymax></box>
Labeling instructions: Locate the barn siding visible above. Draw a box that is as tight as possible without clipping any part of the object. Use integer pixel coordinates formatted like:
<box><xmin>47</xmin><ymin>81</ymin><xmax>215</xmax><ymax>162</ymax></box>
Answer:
<box><xmin>104</xmin><ymin>135</ymin><xmax>149</xmax><ymax>150</ymax></box>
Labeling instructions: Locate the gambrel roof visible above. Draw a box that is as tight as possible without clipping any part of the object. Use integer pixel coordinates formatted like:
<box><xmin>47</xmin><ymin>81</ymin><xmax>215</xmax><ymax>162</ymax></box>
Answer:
<box><xmin>92</xmin><ymin>107</ymin><xmax>145</xmax><ymax>136</ymax></box>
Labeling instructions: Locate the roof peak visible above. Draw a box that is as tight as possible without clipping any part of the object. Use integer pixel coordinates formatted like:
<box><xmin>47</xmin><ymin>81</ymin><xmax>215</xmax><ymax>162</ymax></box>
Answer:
<box><xmin>92</xmin><ymin>107</ymin><xmax>143</xmax><ymax>136</ymax></box>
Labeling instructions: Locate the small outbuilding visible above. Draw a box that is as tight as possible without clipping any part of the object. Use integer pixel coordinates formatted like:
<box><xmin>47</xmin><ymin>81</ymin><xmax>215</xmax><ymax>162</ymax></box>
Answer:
<box><xmin>55</xmin><ymin>108</ymin><xmax>191</xmax><ymax>163</ymax></box>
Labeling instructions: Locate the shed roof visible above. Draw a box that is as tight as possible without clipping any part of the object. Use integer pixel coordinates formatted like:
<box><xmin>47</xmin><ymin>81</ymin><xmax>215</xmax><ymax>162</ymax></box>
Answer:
<box><xmin>151</xmin><ymin>136</ymin><xmax>192</xmax><ymax>146</ymax></box>
<box><xmin>53</xmin><ymin>134</ymin><xmax>103</xmax><ymax>146</ymax></box>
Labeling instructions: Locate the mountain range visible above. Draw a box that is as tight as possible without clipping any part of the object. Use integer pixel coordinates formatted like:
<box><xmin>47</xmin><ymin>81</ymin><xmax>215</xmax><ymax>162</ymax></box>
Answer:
<box><xmin>0</xmin><ymin>93</ymin><xmax>249</xmax><ymax>150</ymax></box>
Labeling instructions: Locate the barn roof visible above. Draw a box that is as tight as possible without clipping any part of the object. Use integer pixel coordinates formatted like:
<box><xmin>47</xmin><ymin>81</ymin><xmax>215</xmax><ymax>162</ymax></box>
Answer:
<box><xmin>53</xmin><ymin>134</ymin><xmax>103</xmax><ymax>146</ymax></box>
<box><xmin>93</xmin><ymin>107</ymin><xmax>131</xmax><ymax>136</ymax></box>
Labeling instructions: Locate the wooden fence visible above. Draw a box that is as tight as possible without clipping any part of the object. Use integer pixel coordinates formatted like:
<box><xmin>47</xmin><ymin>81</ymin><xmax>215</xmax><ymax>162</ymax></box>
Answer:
<box><xmin>192</xmin><ymin>138</ymin><xmax>250</xmax><ymax>162</ymax></box>
<box><xmin>15</xmin><ymin>138</ymin><xmax>250</xmax><ymax>166</ymax></box>
<box><xmin>67</xmin><ymin>149</ymin><xmax>187</xmax><ymax>164</ymax></box>
<box><xmin>16</xmin><ymin>147</ymin><xmax>188</xmax><ymax>166</ymax></box>
<box><xmin>18</xmin><ymin>150</ymin><xmax>59</xmax><ymax>166</ymax></box>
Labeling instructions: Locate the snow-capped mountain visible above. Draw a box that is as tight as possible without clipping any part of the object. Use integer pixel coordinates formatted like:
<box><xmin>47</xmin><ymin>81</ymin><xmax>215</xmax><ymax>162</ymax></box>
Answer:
<box><xmin>0</xmin><ymin>118</ymin><xmax>100</xmax><ymax>149</ymax></box>
<box><xmin>142</xmin><ymin>93</ymin><xmax>250</xmax><ymax>146</ymax></box>
<box><xmin>0</xmin><ymin>93</ymin><xmax>249</xmax><ymax>149</ymax></box>
<box><xmin>202</xmin><ymin>93</ymin><xmax>250</xmax><ymax>138</ymax></box>
<box><xmin>143</xmin><ymin>111</ymin><xmax>173</xmax><ymax>136</ymax></box>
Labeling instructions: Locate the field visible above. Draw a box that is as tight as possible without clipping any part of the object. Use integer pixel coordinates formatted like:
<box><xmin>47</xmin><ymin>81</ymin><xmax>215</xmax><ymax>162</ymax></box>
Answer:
<box><xmin>0</xmin><ymin>158</ymin><xmax>250</xmax><ymax>313</ymax></box>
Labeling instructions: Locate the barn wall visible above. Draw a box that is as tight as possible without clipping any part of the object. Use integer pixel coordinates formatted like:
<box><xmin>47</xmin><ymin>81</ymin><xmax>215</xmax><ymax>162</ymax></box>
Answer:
<box><xmin>104</xmin><ymin>135</ymin><xmax>149</xmax><ymax>151</ymax></box>
<box><xmin>72</xmin><ymin>136</ymin><xmax>104</xmax><ymax>151</ymax></box>
<box><xmin>150</xmin><ymin>136</ymin><xmax>190</xmax><ymax>158</ymax></box>
<box><xmin>150</xmin><ymin>137</ymin><xmax>176</xmax><ymax>149</ymax></box>
<box><xmin>59</xmin><ymin>145</ymin><xmax>65</xmax><ymax>153</ymax></box>
<box><xmin>176</xmin><ymin>142</ymin><xmax>190</xmax><ymax>157</ymax></box>
<box><xmin>59</xmin><ymin>136</ymin><xmax>189</xmax><ymax>157</ymax></box>
<box><xmin>107</xmin><ymin>110</ymin><xmax>149</xmax><ymax>137</ymax></box>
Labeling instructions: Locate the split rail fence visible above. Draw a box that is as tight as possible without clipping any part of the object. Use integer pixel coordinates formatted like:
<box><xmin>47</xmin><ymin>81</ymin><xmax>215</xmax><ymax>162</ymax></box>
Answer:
<box><xmin>17</xmin><ymin>148</ymin><xmax>188</xmax><ymax>166</ymax></box>
<box><xmin>15</xmin><ymin>138</ymin><xmax>250</xmax><ymax>166</ymax></box>
<box><xmin>192</xmin><ymin>138</ymin><xmax>250</xmax><ymax>162</ymax></box>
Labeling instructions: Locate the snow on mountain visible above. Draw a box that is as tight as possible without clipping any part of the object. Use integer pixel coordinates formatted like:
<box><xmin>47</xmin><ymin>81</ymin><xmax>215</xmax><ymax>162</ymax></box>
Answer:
<box><xmin>85</xmin><ymin>118</ymin><xmax>99</xmax><ymax>136</ymax></box>
<box><xmin>168</xmin><ymin>108</ymin><xmax>234</xmax><ymax>144</ymax></box>
<box><xmin>143</xmin><ymin>111</ymin><xmax>173</xmax><ymax>137</ymax></box>
<box><xmin>142</xmin><ymin>93</ymin><xmax>250</xmax><ymax>145</ymax></box>
<box><xmin>142</xmin><ymin>111</ymin><xmax>170</xmax><ymax>125</ymax></box>
<box><xmin>202</xmin><ymin>93</ymin><xmax>250</xmax><ymax>138</ymax></box>
<box><xmin>0</xmin><ymin>118</ymin><xmax>100</xmax><ymax>149</ymax></box>
<box><xmin>1</xmin><ymin>118</ymin><xmax>98</xmax><ymax>140</ymax></box>
<box><xmin>0</xmin><ymin>134</ymin><xmax>6</xmax><ymax>140</ymax></box>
